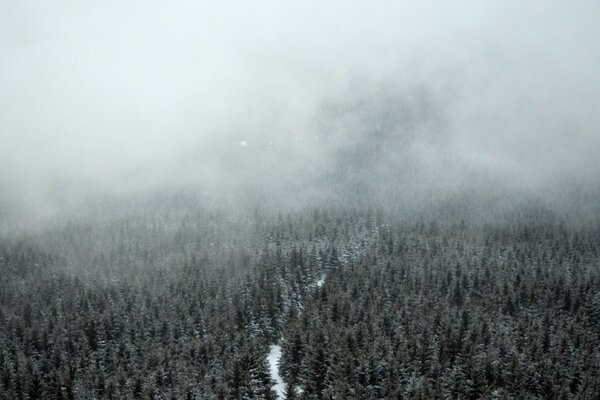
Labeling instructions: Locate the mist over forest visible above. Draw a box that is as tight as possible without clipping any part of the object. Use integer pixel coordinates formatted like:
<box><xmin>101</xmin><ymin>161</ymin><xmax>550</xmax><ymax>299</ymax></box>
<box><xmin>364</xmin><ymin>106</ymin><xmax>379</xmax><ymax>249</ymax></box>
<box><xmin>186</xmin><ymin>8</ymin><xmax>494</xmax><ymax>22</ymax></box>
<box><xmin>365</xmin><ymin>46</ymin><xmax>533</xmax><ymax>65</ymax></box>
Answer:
<box><xmin>2</xmin><ymin>1</ymin><xmax>600</xmax><ymax>226</ymax></box>
<box><xmin>1</xmin><ymin>2</ymin><xmax>600</xmax><ymax>399</ymax></box>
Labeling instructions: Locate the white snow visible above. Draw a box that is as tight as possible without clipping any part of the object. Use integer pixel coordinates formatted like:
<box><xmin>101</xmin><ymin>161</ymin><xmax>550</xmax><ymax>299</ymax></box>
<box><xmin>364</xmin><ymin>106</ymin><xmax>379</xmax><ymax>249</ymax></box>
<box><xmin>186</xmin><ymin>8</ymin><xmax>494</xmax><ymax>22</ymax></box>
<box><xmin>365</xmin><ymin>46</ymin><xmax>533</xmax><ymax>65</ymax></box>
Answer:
<box><xmin>267</xmin><ymin>344</ymin><xmax>285</xmax><ymax>399</ymax></box>
<box><xmin>316</xmin><ymin>275</ymin><xmax>326</xmax><ymax>287</ymax></box>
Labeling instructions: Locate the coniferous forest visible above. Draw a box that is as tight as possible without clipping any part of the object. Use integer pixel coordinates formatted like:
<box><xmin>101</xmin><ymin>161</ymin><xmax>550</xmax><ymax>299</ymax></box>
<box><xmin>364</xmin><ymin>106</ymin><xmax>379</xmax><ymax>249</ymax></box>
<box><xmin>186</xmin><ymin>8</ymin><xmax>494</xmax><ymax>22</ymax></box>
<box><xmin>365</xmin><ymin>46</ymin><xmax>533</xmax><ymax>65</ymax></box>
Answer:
<box><xmin>3</xmin><ymin>2</ymin><xmax>600</xmax><ymax>400</ymax></box>
<box><xmin>1</xmin><ymin>199</ymin><xmax>599</xmax><ymax>399</ymax></box>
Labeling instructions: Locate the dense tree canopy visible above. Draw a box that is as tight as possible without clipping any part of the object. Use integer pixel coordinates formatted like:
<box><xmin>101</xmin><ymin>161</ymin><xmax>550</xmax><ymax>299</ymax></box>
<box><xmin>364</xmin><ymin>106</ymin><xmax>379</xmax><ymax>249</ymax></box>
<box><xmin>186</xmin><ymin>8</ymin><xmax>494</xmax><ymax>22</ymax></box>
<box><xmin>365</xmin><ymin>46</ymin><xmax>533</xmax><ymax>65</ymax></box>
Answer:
<box><xmin>1</xmin><ymin>205</ymin><xmax>599</xmax><ymax>399</ymax></box>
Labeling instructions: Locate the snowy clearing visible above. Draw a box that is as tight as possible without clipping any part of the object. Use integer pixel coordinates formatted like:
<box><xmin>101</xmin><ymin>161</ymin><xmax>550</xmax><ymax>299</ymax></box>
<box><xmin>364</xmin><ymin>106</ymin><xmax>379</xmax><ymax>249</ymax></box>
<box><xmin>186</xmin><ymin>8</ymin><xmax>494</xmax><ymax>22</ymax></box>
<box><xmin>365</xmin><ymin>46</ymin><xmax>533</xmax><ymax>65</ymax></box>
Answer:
<box><xmin>267</xmin><ymin>344</ymin><xmax>285</xmax><ymax>399</ymax></box>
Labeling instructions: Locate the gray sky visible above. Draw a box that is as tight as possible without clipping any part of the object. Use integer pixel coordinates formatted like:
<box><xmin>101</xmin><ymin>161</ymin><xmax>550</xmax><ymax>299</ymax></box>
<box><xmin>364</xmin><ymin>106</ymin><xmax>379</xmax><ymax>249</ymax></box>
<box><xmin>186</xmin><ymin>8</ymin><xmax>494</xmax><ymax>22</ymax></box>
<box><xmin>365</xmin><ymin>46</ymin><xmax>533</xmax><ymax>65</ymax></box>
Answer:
<box><xmin>2</xmin><ymin>1</ymin><xmax>600</xmax><ymax>218</ymax></box>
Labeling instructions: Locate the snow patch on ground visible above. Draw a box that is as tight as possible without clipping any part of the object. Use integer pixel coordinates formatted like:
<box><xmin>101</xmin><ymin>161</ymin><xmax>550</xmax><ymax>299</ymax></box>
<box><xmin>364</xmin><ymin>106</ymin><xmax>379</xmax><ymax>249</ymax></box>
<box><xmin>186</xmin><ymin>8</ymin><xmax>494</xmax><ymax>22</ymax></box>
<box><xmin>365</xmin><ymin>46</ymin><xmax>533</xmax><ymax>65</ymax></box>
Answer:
<box><xmin>267</xmin><ymin>344</ymin><xmax>285</xmax><ymax>399</ymax></box>
<box><xmin>316</xmin><ymin>275</ymin><xmax>326</xmax><ymax>287</ymax></box>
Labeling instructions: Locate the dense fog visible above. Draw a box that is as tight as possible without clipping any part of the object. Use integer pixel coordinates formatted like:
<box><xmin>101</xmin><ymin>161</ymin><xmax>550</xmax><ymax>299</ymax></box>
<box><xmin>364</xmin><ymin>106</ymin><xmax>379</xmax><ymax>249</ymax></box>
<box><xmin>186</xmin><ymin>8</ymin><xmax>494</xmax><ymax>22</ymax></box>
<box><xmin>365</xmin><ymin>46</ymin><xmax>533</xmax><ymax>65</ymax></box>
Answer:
<box><xmin>2</xmin><ymin>1</ymin><xmax>600</xmax><ymax>223</ymax></box>
<box><xmin>3</xmin><ymin>3</ymin><xmax>600</xmax><ymax>399</ymax></box>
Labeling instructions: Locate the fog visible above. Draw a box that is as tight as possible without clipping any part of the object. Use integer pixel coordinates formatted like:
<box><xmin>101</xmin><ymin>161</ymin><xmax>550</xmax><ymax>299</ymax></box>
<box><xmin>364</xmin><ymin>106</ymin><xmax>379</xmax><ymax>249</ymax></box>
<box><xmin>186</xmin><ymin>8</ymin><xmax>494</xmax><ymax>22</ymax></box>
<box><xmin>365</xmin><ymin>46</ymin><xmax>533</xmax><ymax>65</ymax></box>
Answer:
<box><xmin>2</xmin><ymin>1</ymin><xmax>600</xmax><ymax>224</ymax></box>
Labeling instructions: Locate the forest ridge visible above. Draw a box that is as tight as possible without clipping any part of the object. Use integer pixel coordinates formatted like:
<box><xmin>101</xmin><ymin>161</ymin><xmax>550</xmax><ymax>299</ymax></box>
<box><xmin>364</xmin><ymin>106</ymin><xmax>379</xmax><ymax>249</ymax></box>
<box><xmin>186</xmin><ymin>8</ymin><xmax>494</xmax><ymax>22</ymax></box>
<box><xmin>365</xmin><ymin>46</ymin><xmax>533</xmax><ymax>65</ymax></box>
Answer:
<box><xmin>1</xmin><ymin>206</ymin><xmax>599</xmax><ymax>399</ymax></box>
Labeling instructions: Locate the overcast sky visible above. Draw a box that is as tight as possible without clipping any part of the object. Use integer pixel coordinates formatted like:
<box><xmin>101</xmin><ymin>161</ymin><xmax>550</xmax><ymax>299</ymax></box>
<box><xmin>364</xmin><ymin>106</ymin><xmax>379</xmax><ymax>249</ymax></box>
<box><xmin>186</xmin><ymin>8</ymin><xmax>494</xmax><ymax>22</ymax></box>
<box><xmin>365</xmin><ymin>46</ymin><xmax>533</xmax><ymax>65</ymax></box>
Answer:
<box><xmin>1</xmin><ymin>1</ymin><xmax>600</xmax><ymax>218</ymax></box>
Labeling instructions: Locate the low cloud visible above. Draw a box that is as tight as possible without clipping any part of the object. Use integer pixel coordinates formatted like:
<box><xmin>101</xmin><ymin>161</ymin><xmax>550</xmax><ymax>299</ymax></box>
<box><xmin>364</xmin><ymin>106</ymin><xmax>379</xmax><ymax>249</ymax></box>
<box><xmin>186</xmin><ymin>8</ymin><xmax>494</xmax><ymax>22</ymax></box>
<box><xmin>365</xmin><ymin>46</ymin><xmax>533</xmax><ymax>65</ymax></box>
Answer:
<box><xmin>1</xmin><ymin>1</ymin><xmax>599</xmax><ymax>224</ymax></box>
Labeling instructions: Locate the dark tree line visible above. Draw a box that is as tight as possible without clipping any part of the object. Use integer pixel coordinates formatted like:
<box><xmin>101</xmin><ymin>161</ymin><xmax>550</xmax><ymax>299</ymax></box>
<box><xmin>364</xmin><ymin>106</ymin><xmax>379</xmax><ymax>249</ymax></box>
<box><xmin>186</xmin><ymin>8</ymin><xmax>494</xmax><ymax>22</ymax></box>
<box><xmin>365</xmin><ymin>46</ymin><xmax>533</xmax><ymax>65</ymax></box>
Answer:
<box><xmin>279</xmin><ymin>221</ymin><xmax>600</xmax><ymax>399</ymax></box>
<box><xmin>1</xmin><ymin>206</ymin><xmax>599</xmax><ymax>399</ymax></box>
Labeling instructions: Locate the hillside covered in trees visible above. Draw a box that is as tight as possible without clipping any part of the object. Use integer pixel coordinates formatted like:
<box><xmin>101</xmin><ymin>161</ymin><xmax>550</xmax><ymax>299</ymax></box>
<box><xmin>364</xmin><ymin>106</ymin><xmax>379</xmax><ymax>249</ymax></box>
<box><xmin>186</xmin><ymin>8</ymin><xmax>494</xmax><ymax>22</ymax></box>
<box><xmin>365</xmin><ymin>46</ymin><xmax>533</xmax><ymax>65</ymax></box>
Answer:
<box><xmin>4</xmin><ymin>1</ymin><xmax>600</xmax><ymax>399</ymax></box>
<box><xmin>1</xmin><ymin>200</ymin><xmax>599</xmax><ymax>399</ymax></box>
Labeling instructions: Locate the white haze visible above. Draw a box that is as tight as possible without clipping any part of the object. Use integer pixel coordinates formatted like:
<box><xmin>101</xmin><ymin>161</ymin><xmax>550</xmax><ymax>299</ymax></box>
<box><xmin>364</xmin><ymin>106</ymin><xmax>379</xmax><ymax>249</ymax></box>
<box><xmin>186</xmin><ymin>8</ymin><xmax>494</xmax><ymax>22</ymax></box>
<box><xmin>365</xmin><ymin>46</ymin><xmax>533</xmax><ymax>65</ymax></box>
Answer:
<box><xmin>1</xmin><ymin>1</ymin><xmax>600</xmax><ymax>222</ymax></box>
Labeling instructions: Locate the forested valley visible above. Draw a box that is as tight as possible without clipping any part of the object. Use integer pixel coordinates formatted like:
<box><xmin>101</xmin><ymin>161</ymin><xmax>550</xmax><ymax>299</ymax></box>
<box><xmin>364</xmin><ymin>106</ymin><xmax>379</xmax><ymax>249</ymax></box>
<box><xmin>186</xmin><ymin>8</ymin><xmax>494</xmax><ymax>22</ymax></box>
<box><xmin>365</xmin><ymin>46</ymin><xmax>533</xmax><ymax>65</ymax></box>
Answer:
<box><xmin>4</xmin><ymin>1</ymin><xmax>600</xmax><ymax>399</ymax></box>
<box><xmin>1</xmin><ymin>198</ymin><xmax>599</xmax><ymax>399</ymax></box>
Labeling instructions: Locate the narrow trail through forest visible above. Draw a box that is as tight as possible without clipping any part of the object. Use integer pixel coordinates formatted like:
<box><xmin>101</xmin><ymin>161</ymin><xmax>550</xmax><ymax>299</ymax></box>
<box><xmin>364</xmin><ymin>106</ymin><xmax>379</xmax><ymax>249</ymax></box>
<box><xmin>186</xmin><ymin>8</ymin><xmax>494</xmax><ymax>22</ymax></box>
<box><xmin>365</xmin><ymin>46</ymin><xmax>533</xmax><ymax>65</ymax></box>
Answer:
<box><xmin>267</xmin><ymin>274</ymin><xmax>327</xmax><ymax>399</ymax></box>
<box><xmin>267</xmin><ymin>345</ymin><xmax>285</xmax><ymax>399</ymax></box>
